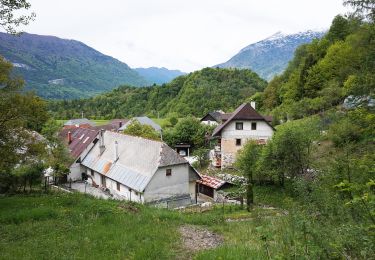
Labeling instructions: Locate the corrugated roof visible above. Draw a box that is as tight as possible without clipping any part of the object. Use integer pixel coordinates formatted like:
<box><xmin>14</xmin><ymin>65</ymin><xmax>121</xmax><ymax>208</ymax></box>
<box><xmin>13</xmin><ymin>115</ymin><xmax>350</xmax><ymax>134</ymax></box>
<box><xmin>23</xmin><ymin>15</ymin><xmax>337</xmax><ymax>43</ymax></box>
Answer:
<box><xmin>118</xmin><ymin>116</ymin><xmax>162</xmax><ymax>132</ymax></box>
<box><xmin>59</xmin><ymin>127</ymin><xmax>99</xmax><ymax>159</ymax></box>
<box><xmin>69</xmin><ymin>128</ymin><xmax>99</xmax><ymax>158</ymax></box>
<box><xmin>81</xmin><ymin>131</ymin><xmax>187</xmax><ymax>192</ymax></box>
<box><xmin>212</xmin><ymin>103</ymin><xmax>274</xmax><ymax>136</ymax></box>
<box><xmin>197</xmin><ymin>175</ymin><xmax>227</xmax><ymax>189</ymax></box>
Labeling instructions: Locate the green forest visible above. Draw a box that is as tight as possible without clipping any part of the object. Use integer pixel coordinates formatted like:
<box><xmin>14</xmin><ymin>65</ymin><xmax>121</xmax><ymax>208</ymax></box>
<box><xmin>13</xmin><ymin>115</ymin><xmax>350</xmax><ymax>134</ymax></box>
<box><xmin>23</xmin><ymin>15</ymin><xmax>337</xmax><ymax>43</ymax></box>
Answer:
<box><xmin>48</xmin><ymin>68</ymin><xmax>267</xmax><ymax>119</ymax></box>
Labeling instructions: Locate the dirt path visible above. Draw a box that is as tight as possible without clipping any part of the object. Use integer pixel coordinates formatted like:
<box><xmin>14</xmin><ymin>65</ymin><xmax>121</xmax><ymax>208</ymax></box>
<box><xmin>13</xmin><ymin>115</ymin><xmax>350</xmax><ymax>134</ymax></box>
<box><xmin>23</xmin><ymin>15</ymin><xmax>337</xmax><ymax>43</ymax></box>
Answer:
<box><xmin>179</xmin><ymin>225</ymin><xmax>223</xmax><ymax>254</ymax></box>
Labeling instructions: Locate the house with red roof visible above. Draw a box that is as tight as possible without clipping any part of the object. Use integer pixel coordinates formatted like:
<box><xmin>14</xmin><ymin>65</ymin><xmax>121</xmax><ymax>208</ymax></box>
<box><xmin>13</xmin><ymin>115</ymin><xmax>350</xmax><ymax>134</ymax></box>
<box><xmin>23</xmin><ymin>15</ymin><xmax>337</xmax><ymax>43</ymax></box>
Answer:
<box><xmin>211</xmin><ymin>102</ymin><xmax>275</xmax><ymax>168</ymax></box>
<box><xmin>59</xmin><ymin>127</ymin><xmax>100</xmax><ymax>181</ymax></box>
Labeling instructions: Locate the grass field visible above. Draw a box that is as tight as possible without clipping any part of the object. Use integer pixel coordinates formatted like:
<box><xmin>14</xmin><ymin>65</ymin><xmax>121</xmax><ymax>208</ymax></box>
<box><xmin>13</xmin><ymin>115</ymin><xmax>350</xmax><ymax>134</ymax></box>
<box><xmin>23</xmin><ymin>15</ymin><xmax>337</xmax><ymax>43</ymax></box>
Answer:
<box><xmin>0</xmin><ymin>187</ymin><xmax>300</xmax><ymax>259</ymax></box>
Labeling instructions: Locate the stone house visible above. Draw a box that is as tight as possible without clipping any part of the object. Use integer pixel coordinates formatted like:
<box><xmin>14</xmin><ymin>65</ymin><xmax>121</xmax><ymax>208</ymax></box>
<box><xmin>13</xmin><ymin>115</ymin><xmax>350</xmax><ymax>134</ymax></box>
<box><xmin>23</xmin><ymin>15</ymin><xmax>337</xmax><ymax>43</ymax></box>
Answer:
<box><xmin>211</xmin><ymin>103</ymin><xmax>275</xmax><ymax>168</ymax></box>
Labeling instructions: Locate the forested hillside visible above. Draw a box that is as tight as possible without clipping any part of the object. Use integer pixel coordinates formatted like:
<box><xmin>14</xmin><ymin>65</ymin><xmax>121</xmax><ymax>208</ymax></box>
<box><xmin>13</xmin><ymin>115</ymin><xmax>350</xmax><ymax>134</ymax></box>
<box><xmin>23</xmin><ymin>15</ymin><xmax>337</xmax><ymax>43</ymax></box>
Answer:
<box><xmin>0</xmin><ymin>33</ymin><xmax>148</xmax><ymax>99</ymax></box>
<box><xmin>254</xmin><ymin>15</ymin><xmax>374</xmax><ymax>122</ymax></box>
<box><xmin>48</xmin><ymin>68</ymin><xmax>267</xmax><ymax>119</ymax></box>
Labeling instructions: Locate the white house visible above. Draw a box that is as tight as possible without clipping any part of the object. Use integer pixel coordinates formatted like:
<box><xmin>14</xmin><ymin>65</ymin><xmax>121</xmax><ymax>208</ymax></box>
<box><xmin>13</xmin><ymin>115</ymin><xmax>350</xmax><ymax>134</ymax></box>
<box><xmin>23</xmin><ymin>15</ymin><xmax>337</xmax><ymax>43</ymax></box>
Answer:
<box><xmin>211</xmin><ymin>103</ymin><xmax>275</xmax><ymax>168</ymax></box>
<box><xmin>59</xmin><ymin>127</ymin><xmax>99</xmax><ymax>181</ymax></box>
<box><xmin>80</xmin><ymin>131</ymin><xmax>201</xmax><ymax>205</ymax></box>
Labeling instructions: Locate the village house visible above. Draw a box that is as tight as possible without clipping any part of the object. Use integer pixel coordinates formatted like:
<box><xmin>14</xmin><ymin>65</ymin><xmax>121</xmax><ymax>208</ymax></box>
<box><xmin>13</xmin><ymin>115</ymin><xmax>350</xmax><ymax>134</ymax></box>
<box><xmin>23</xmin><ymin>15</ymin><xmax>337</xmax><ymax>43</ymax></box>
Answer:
<box><xmin>211</xmin><ymin>102</ymin><xmax>275</xmax><ymax>168</ymax></box>
<box><xmin>80</xmin><ymin>131</ymin><xmax>201</xmax><ymax>205</ymax></box>
<box><xmin>118</xmin><ymin>116</ymin><xmax>162</xmax><ymax>133</ymax></box>
<box><xmin>63</xmin><ymin>118</ymin><xmax>95</xmax><ymax>129</ymax></box>
<box><xmin>59</xmin><ymin>127</ymin><xmax>100</xmax><ymax>181</ymax></box>
<box><xmin>200</xmin><ymin>111</ymin><xmax>231</xmax><ymax>126</ymax></box>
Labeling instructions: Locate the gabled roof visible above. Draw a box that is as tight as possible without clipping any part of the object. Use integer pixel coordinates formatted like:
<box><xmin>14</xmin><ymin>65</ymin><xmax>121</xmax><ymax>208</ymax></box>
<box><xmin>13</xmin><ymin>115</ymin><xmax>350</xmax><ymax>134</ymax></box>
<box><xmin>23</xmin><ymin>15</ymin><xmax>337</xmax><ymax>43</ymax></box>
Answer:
<box><xmin>197</xmin><ymin>175</ymin><xmax>230</xmax><ymax>189</ymax></box>
<box><xmin>59</xmin><ymin>127</ymin><xmax>99</xmax><ymax>159</ymax></box>
<box><xmin>81</xmin><ymin>131</ymin><xmax>187</xmax><ymax>192</ymax></box>
<box><xmin>212</xmin><ymin>103</ymin><xmax>274</xmax><ymax>136</ymax></box>
<box><xmin>118</xmin><ymin>116</ymin><xmax>162</xmax><ymax>132</ymax></box>
<box><xmin>64</xmin><ymin>118</ymin><xmax>95</xmax><ymax>127</ymax></box>
<box><xmin>201</xmin><ymin>111</ymin><xmax>223</xmax><ymax>122</ymax></box>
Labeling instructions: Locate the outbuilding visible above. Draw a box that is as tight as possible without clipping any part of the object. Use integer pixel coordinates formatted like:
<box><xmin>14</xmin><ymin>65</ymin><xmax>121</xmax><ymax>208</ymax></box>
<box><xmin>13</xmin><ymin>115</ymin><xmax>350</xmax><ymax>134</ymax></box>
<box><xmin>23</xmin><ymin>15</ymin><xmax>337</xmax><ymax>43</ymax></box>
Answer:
<box><xmin>197</xmin><ymin>175</ymin><xmax>234</xmax><ymax>201</ymax></box>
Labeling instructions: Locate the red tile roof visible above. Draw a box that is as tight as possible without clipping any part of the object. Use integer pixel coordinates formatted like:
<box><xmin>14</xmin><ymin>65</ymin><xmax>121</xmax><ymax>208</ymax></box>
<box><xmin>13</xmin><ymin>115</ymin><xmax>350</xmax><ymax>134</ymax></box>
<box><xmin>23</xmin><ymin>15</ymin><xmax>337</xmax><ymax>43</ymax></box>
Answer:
<box><xmin>59</xmin><ymin>127</ymin><xmax>99</xmax><ymax>159</ymax></box>
<box><xmin>197</xmin><ymin>175</ymin><xmax>227</xmax><ymax>189</ymax></box>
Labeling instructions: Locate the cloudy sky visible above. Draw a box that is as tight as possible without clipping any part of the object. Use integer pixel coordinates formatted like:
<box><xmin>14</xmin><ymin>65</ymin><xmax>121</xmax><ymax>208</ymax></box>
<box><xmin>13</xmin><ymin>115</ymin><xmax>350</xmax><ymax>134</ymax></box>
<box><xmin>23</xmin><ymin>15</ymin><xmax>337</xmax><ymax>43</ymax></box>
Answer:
<box><xmin>23</xmin><ymin>0</ymin><xmax>347</xmax><ymax>72</ymax></box>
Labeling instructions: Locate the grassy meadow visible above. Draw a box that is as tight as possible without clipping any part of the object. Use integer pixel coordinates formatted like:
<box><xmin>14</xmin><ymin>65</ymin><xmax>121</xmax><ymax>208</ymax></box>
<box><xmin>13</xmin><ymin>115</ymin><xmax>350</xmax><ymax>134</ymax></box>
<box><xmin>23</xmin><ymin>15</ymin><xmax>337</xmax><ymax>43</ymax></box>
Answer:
<box><xmin>1</xmin><ymin>185</ymin><xmax>365</xmax><ymax>259</ymax></box>
<box><xmin>0</xmin><ymin>187</ymin><xmax>300</xmax><ymax>260</ymax></box>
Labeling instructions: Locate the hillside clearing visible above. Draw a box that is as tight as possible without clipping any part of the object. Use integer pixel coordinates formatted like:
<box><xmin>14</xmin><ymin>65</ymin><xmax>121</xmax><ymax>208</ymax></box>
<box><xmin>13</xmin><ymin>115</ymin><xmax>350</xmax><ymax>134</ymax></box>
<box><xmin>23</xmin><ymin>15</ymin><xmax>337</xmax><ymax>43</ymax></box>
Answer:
<box><xmin>0</xmin><ymin>190</ymin><xmax>291</xmax><ymax>259</ymax></box>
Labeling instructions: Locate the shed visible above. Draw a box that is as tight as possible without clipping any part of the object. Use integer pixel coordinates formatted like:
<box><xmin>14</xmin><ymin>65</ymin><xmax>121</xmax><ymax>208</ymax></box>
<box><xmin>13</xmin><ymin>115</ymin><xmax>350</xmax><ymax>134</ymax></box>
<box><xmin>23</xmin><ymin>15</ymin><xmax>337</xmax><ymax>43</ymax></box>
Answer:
<box><xmin>197</xmin><ymin>175</ymin><xmax>234</xmax><ymax>201</ymax></box>
<box><xmin>174</xmin><ymin>143</ymin><xmax>191</xmax><ymax>157</ymax></box>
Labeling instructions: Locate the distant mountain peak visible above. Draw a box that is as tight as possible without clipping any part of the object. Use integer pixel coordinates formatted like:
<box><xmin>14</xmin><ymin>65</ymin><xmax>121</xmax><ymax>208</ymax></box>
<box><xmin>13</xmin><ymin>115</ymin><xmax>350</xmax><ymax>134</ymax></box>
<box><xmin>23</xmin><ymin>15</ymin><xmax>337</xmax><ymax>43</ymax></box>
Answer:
<box><xmin>216</xmin><ymin>30</ymin><xmax>326</xmax><ymax>80</ymax></box>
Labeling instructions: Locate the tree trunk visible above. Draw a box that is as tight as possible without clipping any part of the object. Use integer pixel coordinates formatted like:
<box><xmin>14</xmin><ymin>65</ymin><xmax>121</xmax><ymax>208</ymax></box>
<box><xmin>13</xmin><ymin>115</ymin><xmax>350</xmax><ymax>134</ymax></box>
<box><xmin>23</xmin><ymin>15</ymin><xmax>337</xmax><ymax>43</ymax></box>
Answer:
<box><xmin>247</xmin><ymin>174</ymin><xmax>254</xmax><ymax>211</ymax></box>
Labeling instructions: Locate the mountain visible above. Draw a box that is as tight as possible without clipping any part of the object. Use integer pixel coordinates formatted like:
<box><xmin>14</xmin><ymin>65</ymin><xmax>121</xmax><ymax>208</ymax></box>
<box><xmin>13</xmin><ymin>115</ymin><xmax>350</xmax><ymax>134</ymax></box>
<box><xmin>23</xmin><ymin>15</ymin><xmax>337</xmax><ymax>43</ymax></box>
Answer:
<box><xmin>48</xmin><ymin>67</ymin><xmax>267</xmax><ymax>119</ymax></box>
<box><xmin>135</xmin><ymin>67</ymin><xmax>186</xmax><ymax>85</ymax></box>
<box><xmin>0</xmin><ymin>32</ymin><xmax>148</xmax><ymax>99</ymax></box>
<box><xmin>215</xmin><ymin>30</ymin><xmax>325</xmax><ymax>81</ymax></box>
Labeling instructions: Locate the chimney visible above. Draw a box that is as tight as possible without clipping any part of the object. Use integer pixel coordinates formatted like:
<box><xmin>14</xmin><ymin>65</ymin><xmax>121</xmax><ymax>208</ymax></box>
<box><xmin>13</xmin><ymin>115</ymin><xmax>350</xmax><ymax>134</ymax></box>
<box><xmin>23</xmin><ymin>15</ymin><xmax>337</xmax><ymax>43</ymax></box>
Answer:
<box><xmin>68</xmin><ymin>131</ymin><xmax>72</xmax><ymax>144</ymax></box>
<box><xmin>114</xmin><ymin>141</ymin><xmax>119</xmax><ymax>162</ymax></box>
<box><xmin>99</xmin><ymin>129</ymin><xmax>105</xmax><ymax>155</ymax></box>
<box><xmin>250</xmin><ymin>101</ymin><xmax>256</xmax><ymax>110</ymax></box>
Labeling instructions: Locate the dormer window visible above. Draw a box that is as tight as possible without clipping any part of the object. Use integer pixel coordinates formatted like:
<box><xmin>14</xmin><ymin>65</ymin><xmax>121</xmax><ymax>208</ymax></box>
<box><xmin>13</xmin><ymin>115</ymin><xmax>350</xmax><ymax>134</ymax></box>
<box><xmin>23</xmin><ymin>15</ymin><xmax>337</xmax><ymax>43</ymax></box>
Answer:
<box><xmin>235</xmin><ymin>122</ymin><xmax>243</xmax><ymax>130</ymax></box>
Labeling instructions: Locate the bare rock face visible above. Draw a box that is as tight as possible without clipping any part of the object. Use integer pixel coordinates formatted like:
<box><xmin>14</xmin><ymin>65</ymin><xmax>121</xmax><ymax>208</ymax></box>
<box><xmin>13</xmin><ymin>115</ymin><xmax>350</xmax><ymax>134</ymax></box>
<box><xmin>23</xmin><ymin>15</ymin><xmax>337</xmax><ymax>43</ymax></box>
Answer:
<box><xmin>179</xmin><ymin>225</ymin><xmax>223</xmax><ymax>253</ymax></box>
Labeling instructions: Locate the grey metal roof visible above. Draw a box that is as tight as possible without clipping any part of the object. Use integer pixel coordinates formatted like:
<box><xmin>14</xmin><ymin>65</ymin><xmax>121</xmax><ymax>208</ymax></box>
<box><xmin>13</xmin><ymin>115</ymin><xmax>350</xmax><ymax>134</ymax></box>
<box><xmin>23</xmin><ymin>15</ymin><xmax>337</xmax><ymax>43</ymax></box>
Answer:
<box><xmin>118</xmin><ymin>116</ymin><xmax>162</xmax><ymax>132</ymax></box>
<box><xmin>64</xmin><ymin>118</ymin><xmax>95</xmax><ymax>126</ymax></box>
<box><xmin>81</xmin><ymin>131</ymin><xmax>187</xmax><ymax>192</ymax></box>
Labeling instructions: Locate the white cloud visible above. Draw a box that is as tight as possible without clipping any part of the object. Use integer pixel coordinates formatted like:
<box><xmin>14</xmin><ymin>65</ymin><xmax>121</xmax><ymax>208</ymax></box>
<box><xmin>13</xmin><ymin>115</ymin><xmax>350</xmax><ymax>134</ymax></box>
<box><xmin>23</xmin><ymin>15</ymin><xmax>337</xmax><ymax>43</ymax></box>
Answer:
<box><xmin>23</xmin><ymin>0</ymin><xmax>347</xmax><ymax>72</ymax></box>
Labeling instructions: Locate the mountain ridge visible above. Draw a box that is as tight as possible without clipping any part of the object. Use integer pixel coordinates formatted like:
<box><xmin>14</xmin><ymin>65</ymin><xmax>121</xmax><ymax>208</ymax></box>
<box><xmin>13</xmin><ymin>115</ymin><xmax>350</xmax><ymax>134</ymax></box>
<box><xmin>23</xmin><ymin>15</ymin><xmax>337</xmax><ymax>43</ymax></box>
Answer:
<box><xmin>0</xmin><ymin>32</ymin><xmax>148</xmax><ymax>99</ymax></box>
<box><xmin>215</xmin><ymin>30</ymin><xmax>326</xmax><ymax>80</ymax></box>
<box><xmin>134</xmin><ymin>67</ymin><xmax>186</xmax><ymax>85</ymax></box>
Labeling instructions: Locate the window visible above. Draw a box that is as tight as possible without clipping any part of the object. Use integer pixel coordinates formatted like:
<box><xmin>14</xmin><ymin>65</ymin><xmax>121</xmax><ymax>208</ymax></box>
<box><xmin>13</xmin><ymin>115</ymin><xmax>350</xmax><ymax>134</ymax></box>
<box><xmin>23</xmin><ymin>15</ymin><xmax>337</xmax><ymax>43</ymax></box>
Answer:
<box><xmin>235</xmin><ymin>122</ymin><xmax>243</xmax><ymax>130</ymax></box>
<box><xmin>116</xmin><ymin>182</ymin><xmax>120</xmax><ymax>191</ymax></box>
<box><xmin>90</xmin><ymin>169</ymin><xmax>94</xmax><ymax>176</ymax></box>
<box><xmin>166</xmin><ymin>169</ymin><xmax>172</xmax><ymax>176</ymax></box>
<box><xmin>251</xmin><ymin>122</ymin><xmax>257</xmax><ymax>130</ymax></box>
<box><xmin>236</xmin><ymin>139</ymin><xmax>242</xmax><ymax>146</ymax></box>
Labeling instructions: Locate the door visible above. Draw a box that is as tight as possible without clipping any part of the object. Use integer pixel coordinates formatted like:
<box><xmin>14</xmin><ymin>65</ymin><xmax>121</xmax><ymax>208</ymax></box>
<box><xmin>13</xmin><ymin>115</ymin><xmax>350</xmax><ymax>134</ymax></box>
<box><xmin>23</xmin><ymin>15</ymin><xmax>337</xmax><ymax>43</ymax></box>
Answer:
<box><xmin>101</xmin><ymin>175</ymin><xmax>106</xmax><ymax>188</ymax></box>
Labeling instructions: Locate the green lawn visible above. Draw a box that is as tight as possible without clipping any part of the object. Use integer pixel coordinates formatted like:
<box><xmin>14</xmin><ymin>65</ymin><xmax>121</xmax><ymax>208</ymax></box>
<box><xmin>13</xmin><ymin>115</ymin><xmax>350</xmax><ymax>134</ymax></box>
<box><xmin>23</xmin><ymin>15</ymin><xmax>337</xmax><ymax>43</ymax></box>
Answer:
<box><xmin>0</xmin><ymin>187</ymin><xmax>339</xmax><ymax>259</ymax></box>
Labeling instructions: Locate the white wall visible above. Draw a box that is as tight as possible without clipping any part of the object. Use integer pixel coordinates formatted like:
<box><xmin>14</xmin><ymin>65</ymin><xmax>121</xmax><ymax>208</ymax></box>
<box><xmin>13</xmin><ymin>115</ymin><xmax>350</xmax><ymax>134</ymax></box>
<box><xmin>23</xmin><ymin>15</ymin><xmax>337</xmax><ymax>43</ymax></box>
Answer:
<box><xmin>144</xmin><ymin>164</ymin><xmax>190</xmax><ymax>202</ymax></box>
<box><xmin>221</xmin><ymin>120</ymin><xmax>273</xmax><ymax>140</ymax></box>
<box><xmin>68</xmin><ymin>162</ymin><xmax>83</xmax><ymax>181</ymax></box>
<box><xmin>220</xmin><ymin>120</ymin><xmax>274</xmax><ymax>168</ymax></box>
<box><xmin>201</xmin><ymin>120</ymin><xmax>218</xmax><ymax>126</ymax></box>
<box><xmin>85</xmin><ymin>167</ymin><xmax>143</xmax><ymax>203</ymax></box>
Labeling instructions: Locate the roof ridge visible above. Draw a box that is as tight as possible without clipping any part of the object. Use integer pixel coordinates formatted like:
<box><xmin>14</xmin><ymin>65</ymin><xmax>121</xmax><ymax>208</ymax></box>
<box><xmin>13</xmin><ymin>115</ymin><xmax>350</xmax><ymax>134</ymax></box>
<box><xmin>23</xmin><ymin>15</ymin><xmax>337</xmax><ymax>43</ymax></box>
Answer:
<box><xmin>212</xmin><ymin>103</ymin><xmax>268</xmax><ymax>136</ymax></box>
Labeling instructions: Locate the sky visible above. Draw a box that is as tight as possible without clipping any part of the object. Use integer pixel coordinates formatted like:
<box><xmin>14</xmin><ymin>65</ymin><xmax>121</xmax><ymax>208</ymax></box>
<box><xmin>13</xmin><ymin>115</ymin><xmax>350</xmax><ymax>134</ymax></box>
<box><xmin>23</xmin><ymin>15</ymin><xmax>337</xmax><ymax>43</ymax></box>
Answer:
<box><xmin>21</xmin><ymin>0</ymin><xmax>347</xmax><ymax>72</ymax></box>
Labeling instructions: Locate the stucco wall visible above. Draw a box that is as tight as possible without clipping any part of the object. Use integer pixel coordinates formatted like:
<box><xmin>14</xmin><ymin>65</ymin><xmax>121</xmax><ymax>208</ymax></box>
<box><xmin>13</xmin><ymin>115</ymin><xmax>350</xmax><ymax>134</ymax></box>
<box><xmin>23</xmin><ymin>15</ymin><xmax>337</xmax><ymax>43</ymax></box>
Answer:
<box><xmin>144</xmin><ymin>164</ymin><xmax>190</xmax><ymax>202</ymax></box>
<box><xmin>201</xmin><ymin>120</ymin><xmax>218</xmax><ymax>126</ymax></box>
<box><xmin>68</xmin><ymin>162</ymin><xmax>83</xmax><ymax>181</ymax></box>
<box><xmin>84</xmin><ymin>167</ymin><xmax>143</xmax><ymax>203</ymax></box>
<box><xmin>221</xmin><ymin>120</ymin><xmax>274</xmax><ymax>168</ymax></box>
